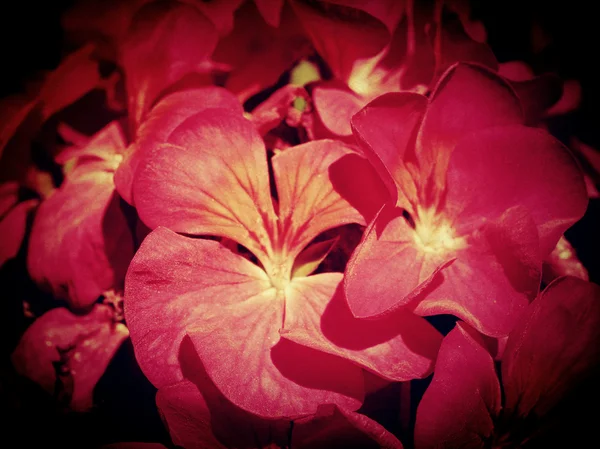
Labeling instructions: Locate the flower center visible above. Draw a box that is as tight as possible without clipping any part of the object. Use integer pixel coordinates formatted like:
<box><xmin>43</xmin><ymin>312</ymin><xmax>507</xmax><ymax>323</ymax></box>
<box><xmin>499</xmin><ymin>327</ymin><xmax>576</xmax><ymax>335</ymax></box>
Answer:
<box><xmin>265</xmin><ymin>255</ymin><xmax>293</xmax><ymax>292</ymax></box>
<box><xmin>412</xmin><ymin>206</ymin><xmax>466</xmax><ymax>254</ymax></box>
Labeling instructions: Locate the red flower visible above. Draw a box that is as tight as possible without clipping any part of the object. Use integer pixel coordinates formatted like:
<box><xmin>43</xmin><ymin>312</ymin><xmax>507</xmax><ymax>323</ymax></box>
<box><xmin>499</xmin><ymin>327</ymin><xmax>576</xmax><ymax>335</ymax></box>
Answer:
<box><xmin>344</xmin><ymin>63</ymin><xmax>588</xmax><ymax>337</ymax></box>
<box><xmin>11</xmin><ymin>304</ymin><xmax>129</xmax><ymax>412</ymax></box>
<box><xmin>27</xmin><ymin>122</ymin><xmax>135</xmax><ymax>309</ymax></box>
<box><xmin>414</xmin><ymin>276</ymin><xmax>600</xmax><ymax>448</ymax></box>
<box><xmin>124</xmin><ymin>104</ymin><xmax>441</xmax><ymax>418</ymax></box>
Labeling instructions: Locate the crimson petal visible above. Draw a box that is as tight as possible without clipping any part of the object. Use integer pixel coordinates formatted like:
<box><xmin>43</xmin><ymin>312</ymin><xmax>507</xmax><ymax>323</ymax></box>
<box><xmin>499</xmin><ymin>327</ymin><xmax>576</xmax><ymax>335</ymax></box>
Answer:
<box><xmin>445</xmin><ymin>125</ymin><xmax>588</xmax><ymax>256</ymax></box>
<box><xmin>0</xmin><ymin>192</ymin><xmax>37</xmax><ymax>267</ymax></box>
<box><xmin>115</xmin><ymin>87</ymin><xmax>242</xmax><ymax>205</ymax></box>
<box><xmin>11</xmin><ymin>305</ymin><xmax>128</xmax><ymax>412</ymax></box>
<box><xmin>502</xmin><ymin>276</ymin><xmax>600</xmax><ymax>419</ymax></box>
<box><xmin>282</xmin><ymin>273</ymin><xmax>441</xmax><ymax>381</ymax></box>
<box><xmin>414</xmin><ymin>322</ymin><xmax>501</xmax><ymax>449</ymax></box>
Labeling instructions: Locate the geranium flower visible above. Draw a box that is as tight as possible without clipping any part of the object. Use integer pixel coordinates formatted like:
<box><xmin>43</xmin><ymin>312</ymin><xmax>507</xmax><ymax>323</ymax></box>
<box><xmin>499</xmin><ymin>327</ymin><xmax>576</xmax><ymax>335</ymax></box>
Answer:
<box><xmin>293</xmin><ymin>0</ymin><xmax>497</xmax><ymax>140</ymax></box>
<box><xmin>344</xmin><ymin>63</ymin><xmax>588</xmax><ymax>337</ymax></box>
<box><xmin>0</xmin><ymin>182</ymin><xmax>38</xmax><ymax>268</ymax></box>
<box><xmin>27</xmin><ymin>121</ymin><xmax>135</xmax><ymax>309</ymax></box>
<box><xmin>124</xmin><ymin>103</ymin><xmax>442</xmax><ymax>418</ymax></box>
<box><xmin>414</xmin><ymin>276</ymin><xmax>600</xmax><ymax>448</ymax></box>
<box><xmin>11</xmin><ymin>303</ymin><xmax>129</xmax><ymax>412</ymax></box>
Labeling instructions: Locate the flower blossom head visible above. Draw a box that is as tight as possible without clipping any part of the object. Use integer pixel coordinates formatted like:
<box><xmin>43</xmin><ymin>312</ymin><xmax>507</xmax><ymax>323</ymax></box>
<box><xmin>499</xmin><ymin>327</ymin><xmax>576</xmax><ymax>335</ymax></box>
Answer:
<box><xmin>124</xmin><ymin>88</ymin><xmax>442</xmax><ymax>419</ymax></box>
<box><xmin>344</xmin><ymin>62</ymin><xmax>588</xmax><ymax>337</ymax></box>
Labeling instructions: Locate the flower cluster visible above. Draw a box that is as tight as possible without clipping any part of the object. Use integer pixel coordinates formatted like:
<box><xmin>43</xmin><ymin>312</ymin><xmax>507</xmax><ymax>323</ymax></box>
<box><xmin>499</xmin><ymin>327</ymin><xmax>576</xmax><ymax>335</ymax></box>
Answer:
<box><xmin>1</xmin><ymin>1</ymin><xmax>598</xmax><ymax>448</ymax></box>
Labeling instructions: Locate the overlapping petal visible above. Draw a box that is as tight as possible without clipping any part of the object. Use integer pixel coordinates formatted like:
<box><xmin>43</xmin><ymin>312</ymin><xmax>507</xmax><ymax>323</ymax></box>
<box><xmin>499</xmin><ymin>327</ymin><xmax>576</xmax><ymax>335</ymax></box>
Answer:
<box><xmin>121</xmin><ymin>0</ymin><xmax>219</xmax><ymax>128</ymax></box>
<box><xmin>281</xmin><ymin>273</ymin><xmax>442</xmax><ymax>380</ymax></box>
<box><xmin>126</xmin><ymin>227</ymin><xmax>364</xmax><ymax>418</ymax></box>
<box><xmin>11</xmin><ymin>305</ymin><xmax>129</xmax><ymax>412</ymax></box>
<box><xmin>132</xmin><ymin>108</ymin><xmax>276</xmax><ymax>263</ymax></box>
<box><xmin>414</xmin><ymin>322</ymin><xmax>501</xmax><ymax>449</ymax></box>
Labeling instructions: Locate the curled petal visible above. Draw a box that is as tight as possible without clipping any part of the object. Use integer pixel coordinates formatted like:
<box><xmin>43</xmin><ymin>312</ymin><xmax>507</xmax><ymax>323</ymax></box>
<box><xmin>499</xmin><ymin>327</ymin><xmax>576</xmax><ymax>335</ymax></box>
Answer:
<box><xmin>282</xmin><ymin>273</ymin><xmax>442</xmax><ymax>381</ymax></box>
<box><xmin>11</xmin><ymin>305</ymin><xmax>129</xmax><ymax>412</ymax></box>
<box><xmin>352</xmin><ymin>92</ymin><xmax>427</xmax><ymax>208</ymax></box>
<box><xmin>502</xmin><ymin>276</ymin><xmax>600</xmax><ymax>419</ymax></box>
<box><xmin>414</xmin><ymin>322</ymin><xmax>501</xmax><ymax>449</ymax></box>
<box><xmin>345</xmin><ymin>205</ymin><xmax>453</xmax><ymax>319</ymax></box>
<box><xmin>132</xmin><ymin>108</ymin><xmax>276</xmax><ymax>264</ymax></box>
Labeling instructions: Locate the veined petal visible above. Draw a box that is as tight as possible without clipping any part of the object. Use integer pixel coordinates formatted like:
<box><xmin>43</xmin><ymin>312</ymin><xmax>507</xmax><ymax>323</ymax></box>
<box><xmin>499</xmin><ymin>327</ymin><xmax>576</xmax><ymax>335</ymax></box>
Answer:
<box><xmin>272</xmin><ymin>140</ymin><xmax>366</xmax><ymax>260</ymax></box>
<box><xmin>187</xmin><ymin>293</ymin><xmax>363</xmax><ymax>418</ymax></box>
<box><xmin>444</xmin><ymin>125</ymin><xmax>588</xmax><ymax>256</ymax></box>
<box><xmin>502</xmin><ymin>276</ymin><xmax>600</xmax><ymax>419</ymax></box>
<box><xmin>413</xmin><ymin>206</ymin><xmax>540</xmax><ymax>337</ymax></box>
<box><xmin>345</xmin><ymin>206</ymin><xmax>453</xmax><ymax>318</ymax></box>
<box><xmin>414</xmin><ymin>323</ymin><xmax>501</xmax><ymax>449</ymax></box>
<box><xmin>121</xmin><ymin>1</ymin><xmax>218</xmax><ymax>128</ymax></box>
<box><xmin>28</xmin><ymin>173</ymin><xmax>133</xmax><ymax>309</ymax></box>
<box><xmin>124</xmin><ymin>227</ymin><xmax>271</xmax><ymax>389</ymax></box>
<box><xmin>293</xmin><ymin>404</ymin><xmax>404</xmax><ymax>449</ymax></box>
<box><xmin>11</xmin><ymin>305</ymin><xmax>129</xmax><ymax>412</ymax></box>
<box><xmin>115</xmin><ymin>87</ymin><xmax>242</xmax><ymax>205</ymax></box>
<box><xmin>132</xmin><ymin>108</ymin><xmax>276</xmax><ymax>264</ymax></box>
<box><xmin>352</xmin><ymin>92</ymin><xmax>427</xmax><ymax>208</ymax></box>
<box><xmin>416</xmin><ymin>63</ymin><xmax>523</xmax><ymax>196</ymax></box>
<box><xmin>282</xmin><ymin>273</ymin><xmax>441</xmax><ymax>381</ymax></box>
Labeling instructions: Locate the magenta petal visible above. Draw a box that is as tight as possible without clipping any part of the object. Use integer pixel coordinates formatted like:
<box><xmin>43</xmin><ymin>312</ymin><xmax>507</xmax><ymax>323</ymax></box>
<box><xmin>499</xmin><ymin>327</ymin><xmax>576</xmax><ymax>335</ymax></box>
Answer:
<box><xmin>293</xmin><ymin>404</ymin><xmax>404</xmax><ymax>449</ymax></box>
<box><xmin>542</xmin><ymin>236</ymin><xmax>589</xmax><ymax>283</ymax></box>
<box><xmin>115</xmin><ymin>87</ymin><xmax>242</xmax><ymax>206</ymax></box>
<box><xmin>0</xmin><ymin>198</ymin><xmax>38</xmax><ymax>267</ymax></box>
<box><xmin>11</xmin><ymin>305</ymin><xmax>128</xmax><ymax>412</ymax></box>
<box><xmin>502</xmin><ymin>276</ymin><xmax>600</xmax><ymax>419</ymax></box>
<box><xmin>345</xmin><ymin>206</ymin><xmax>453</xmax><ymax>318</ymax></box>
<box><xmin>132</xmin><ymin>108</ymin><xmax>276</xmax><ymax>263</ymax></box>
<box><xmin>414</xmin><ymin>323</ymin><xmax>501</xmax><ymax>449</ymax></box>
<box><xmin>352</xmin><ymin>92</ymin><xmax>427</xmax><ymax>206</ymax></box>
<box><xmin>122</xmin><ymin>1</ymin><xmax>218</xmax><ymax>128</ymax></box>
<box><xmin>124</xmin><ymin>227</ymin><xmax>271</xmax><ymax>389</ymax></box>
<box><xmin>417</xmin><ymin>63</ymin><xmax>523</xmax><ymax>188</ymax></box>
<box><xmin>282</xmin><ymin>273</ymin><xmax>441</xmax><ymax>381</ymax></box>
<box><xmin>413</xmin><ymin>206</ymin><xmax>540</xmax><ymax>337</ymax></box>
<box><xmin>272</xmin><ymin>139</ymin><xmax>366</xmax><ymax>259</ymax></box>
<box><xmin>445</xmin><ymin>125</ymin><xmax>588</xmax><ymax>256</ymax></box>
<box><xmin>312</xmin><ymin>84</ymin><xmax>365</xmax><ymax>138</ymax></box>
<box><xmin>28</xmin><ymin>173</ymin><xmax>133</xmax><ymax>309</ymax></box>
<box><xmin>254</xmin><ymin>0</ymin><xmax>284</xmax><ymax>27</ymax></box>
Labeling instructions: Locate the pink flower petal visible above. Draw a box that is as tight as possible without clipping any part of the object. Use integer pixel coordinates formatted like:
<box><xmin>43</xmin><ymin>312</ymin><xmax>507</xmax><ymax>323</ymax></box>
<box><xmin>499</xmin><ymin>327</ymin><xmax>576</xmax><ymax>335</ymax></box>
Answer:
<box><xmin>194</xmin><ymin>0</ymin><xmax>244</xmax><ymax>35</ymax></box>
<box><xmin>502</xmin><ymin>276</ymin><xmax>600</xmax><ymax>419</ymax></box>
<box><xmin>413</xmin><ymin>206</ymin><xmax>540</xmax><ymax>337</ymax></box>
<box><xmin>254</xmin><ymin>0</ymin><xmax>284</xmax><ymax>27</ymax></box>
<box><xmin>290</xmin><ymin>0</ymin><xmax>390</xmax><ymax>82</ymax></box>
<box><xmin>312</xmin><ymin>83</ymin><xmax>365</xmax><ymax>138</ymax></box>
<box><xmin>28</xmin><ymin>171</ymin><xmax>133</xmax><ymax>309</ymax></box>
<box><xmin>132</xmin><ymin>108</ymin><xmax>276</xmax><ymax>264</ymax></box>
<box><xmin>293</xmin><ymin>404</ymin><xmax>404</xmax><ymax>449</ymax></box>
<box><xmin>414</xmin><ymin>322</ymin><xmax>501</xmax><ymax>449</ymax></box>
<box><xmin>445</xmin><ymin>125</ymin><xmax>588</xmax><ymax>256</ymax></box>
<box><xmin>125</xmin><ymin>227</ymin><xmax>364</xmax><ymax>417</ymax></box>
<box><xmin>344</xmin><ymin>206</ymin><xmax>454</xmax><ymax>318</ymax></box>
<box><xmin>416</xmin><ymin>63</ymin><xmax>523</xmax><ymax>196</ymax></box>
<box><xmin>271</xmin><ymin>139</ymin><xmax>366</xmax><ymax>260</ymax></box>
<box><xmin>124</xmin><ymin>227</ymin><xmax>271</xmax><ymax>389</ymax></box>
<box><xmin>121</xmin><ymin>1</ymin><xmax>218</xmax><ymax>128</ymax></box>
<box><xmin>115</xmin><ymin>87</ymin><xmax>242</xmax><ymax>205</ymax></box>
<box><xmin>213</xmin><ymin>2</ymin><xmax>311</xmax><ymax>102</ymax></box>
<box><xmin>11</xmin><ymin>305</ymin><xmax>128</xmax><ymax>412</ymax></box>
<box><xmin>351</xmin><ymin>92</ymin><xmax>427</xmax><ymax>208</ymax></box>
<box><xmin>0</xmin><ymin>197</ymin><xmax>38</xmax><ymax>267</ymax></box>
<box><xmin>542</xmin><ymin>235</ymin><xmax>588</xmax><ymax>284</ymax></box>
<box><xmin>282</xmin><ymin>273</ymin><xmax>442</xmax><ymax>381</ymax></box>
<box><xmin>507</xmin><ymin>74</ymin><xmax>563</xmax><ymax>125</ymax></box>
